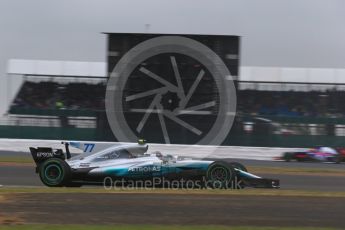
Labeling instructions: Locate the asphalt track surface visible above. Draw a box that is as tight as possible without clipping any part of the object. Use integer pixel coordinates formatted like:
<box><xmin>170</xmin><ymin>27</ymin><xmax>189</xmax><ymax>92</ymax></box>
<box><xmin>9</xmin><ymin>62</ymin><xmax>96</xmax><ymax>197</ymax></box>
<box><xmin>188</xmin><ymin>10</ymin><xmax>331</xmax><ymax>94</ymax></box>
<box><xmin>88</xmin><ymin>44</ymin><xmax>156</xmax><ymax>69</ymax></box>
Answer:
<box><xmin>1</xmin><ymin>151</ymin><xmax>345</xmax><ymax>227</ymax></box>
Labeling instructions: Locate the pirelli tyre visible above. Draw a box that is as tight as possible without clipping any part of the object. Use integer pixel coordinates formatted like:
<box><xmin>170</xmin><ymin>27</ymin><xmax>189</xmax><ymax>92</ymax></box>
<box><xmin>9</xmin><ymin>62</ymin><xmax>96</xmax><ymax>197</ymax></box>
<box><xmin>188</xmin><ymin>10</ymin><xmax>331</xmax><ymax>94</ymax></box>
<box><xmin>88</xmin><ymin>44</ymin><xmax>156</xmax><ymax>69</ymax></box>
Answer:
<box><xmin>38</xmin><ymin>158</ymin><xmax>71</xmax><ymax>187</ymax></box>
<box><xmin>335</xmin><ymin>154</ymin><xmax>343</xmax><ymax>164</ymax></box>
<box><xmin>283</xmin><ymin>152</ymin><xmax>293</xmax><ymax>162</ymax></box>
<box><xmin>206</xmin><ymin>161</ymin><xmax>235</xmax><ymax>189</ymax></box>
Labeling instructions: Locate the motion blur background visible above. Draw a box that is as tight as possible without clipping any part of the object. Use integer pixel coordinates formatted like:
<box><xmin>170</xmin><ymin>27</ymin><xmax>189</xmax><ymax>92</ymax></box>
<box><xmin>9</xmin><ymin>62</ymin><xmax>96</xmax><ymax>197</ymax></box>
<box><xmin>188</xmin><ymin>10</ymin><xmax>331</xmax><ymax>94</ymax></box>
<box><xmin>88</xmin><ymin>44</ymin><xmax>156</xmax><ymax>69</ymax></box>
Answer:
<box><xmin>1</xmin><ymin>0</ymin><xmax>345</xmax><ymax>147</ymax></box>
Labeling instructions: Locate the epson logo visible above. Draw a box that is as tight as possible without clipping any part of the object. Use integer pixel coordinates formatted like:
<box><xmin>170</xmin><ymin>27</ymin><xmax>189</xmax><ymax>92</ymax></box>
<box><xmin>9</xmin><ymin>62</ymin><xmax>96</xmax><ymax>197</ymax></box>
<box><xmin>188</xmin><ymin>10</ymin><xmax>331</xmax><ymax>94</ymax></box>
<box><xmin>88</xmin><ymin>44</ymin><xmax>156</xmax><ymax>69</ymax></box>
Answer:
<box><xmin>37</xmin><ymin>152</ymin><xmax>54</xmax><ymax>158</ymax></box>
<box><xmin>128</xmin><ymin>166</ymin><xmax>161</xmax><ymax>172</ymax></box>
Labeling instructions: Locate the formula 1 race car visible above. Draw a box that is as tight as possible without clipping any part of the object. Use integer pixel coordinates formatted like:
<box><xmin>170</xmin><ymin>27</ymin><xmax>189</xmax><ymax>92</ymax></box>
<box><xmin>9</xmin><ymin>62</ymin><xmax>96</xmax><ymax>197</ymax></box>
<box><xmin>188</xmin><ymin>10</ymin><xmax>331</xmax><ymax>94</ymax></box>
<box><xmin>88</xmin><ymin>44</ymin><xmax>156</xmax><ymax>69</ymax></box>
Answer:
<box><xmin>30</xmin><ymin>140</ymin><xmax>280</xmax><ymax>189</ymax></box>
<box><xmin>282</xmin><ymin>146</ymin><xmax>345</xmax><ymax>163</ymax></box>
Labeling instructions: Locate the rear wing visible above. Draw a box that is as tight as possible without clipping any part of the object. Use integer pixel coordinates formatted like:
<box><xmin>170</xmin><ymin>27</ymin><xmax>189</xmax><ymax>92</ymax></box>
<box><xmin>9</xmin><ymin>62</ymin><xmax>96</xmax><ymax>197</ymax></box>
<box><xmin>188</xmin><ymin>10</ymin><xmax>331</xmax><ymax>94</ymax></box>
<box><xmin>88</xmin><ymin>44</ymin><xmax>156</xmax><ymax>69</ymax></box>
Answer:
<box><xmin>30</xmin><ymin>147</ymin><xmax>65</xmax><ymax>164</ymax></box>
<box><xmin>29</xmin><ymin>147</ymin><xmax>66</xmax><ymax>172</ymax></box>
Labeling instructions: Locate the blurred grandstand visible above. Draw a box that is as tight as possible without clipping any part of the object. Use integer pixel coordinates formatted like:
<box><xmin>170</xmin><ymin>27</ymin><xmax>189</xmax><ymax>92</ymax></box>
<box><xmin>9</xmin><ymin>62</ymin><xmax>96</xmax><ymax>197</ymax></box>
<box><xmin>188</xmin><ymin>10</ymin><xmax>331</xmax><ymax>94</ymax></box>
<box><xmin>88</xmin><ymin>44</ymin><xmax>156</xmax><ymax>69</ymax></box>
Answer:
<box><xmin>3</xmin><ymin>59</ymin><xmax>345</xmax><ymax>147</ymax></box>
<box><xmin>11</xmin><ymin>80</ymin><xmax>345</xmax><ymax>118</ymax></box>
<box><xmin>11</xmin><ymin>80</ymin><xmax>105</xmax><ymax>111</ymax></box>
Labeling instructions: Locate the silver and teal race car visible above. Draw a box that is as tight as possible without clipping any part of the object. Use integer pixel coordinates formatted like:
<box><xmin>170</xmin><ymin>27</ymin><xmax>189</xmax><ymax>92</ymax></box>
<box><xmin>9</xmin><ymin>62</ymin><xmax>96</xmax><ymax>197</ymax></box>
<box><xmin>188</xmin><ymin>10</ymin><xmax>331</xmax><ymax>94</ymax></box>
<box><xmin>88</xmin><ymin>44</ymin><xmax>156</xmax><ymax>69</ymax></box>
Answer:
<box><xmin>30</xmin><ymin>141</ymin><xmax>279</xmax><ymax>189</ymax></box>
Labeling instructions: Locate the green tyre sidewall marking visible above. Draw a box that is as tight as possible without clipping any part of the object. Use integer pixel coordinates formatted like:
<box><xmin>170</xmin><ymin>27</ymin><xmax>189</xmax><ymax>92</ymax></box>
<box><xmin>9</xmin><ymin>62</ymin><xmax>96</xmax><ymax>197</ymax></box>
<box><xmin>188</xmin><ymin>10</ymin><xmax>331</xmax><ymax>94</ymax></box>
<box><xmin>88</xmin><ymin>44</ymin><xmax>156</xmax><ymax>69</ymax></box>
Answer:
<box><xmin>40</xmin><ymin>159</ymin><xmax>65</xmax><ymax>186</ymax></box>
<box><xmin>44</xmin><ymin>164</ymin><xmax>62</xmax><ymax>182</ymax></box>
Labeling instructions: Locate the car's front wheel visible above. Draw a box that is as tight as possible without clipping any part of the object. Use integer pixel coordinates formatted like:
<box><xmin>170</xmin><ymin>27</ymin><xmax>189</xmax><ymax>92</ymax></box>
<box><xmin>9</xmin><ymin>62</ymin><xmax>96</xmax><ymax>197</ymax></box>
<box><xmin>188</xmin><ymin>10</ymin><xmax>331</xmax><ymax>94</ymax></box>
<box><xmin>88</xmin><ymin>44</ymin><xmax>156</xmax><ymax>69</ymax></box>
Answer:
<box><xmin>206</xmin><ymin>161</ymin><xmax>235</xmax><ymax>189</ymax></box>
<box><xmin>38</xmin><ymin>158</ymin><xmax>71</xmax><ymax>187</ymax></box>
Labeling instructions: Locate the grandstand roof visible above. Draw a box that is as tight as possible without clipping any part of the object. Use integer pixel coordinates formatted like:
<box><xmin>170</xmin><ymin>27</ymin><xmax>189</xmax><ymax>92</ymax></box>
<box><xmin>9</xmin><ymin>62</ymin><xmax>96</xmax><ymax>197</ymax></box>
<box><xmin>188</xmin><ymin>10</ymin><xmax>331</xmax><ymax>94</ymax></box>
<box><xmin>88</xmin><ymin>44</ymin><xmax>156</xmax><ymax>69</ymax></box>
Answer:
<box><xmin>241</xmin><ymin>66</ymin><xmax>345</xmax><ymax>84</ymax></box>
<box><xmin>7</xmin><ymin>59</ymin><xmax>345</xmax><ymax>84</ymax></box>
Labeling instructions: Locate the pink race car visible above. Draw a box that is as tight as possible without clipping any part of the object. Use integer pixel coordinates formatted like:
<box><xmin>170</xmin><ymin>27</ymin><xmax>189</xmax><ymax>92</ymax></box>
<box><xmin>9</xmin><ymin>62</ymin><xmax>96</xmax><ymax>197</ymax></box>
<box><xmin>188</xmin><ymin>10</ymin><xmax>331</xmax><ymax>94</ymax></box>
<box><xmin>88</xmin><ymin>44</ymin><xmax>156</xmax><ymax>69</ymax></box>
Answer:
<box><xmin>282</xmin><ymin>146</ymin><xmax>344</xmax><ymax>163</ymax></box>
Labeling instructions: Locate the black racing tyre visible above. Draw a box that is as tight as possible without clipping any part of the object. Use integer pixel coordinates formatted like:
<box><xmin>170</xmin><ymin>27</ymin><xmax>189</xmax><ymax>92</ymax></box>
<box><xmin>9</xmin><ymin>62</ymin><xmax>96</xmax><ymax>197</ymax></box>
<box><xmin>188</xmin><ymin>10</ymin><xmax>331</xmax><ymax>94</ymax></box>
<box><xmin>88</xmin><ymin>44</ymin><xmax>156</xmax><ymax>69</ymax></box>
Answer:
<box><xmin>283</xmin><ymin>152</ymin><xmax>293</xmax><ymax>162</ymax></box>
<box><xmin>335</xmin><ymin>155</ymin><xmax>343</xmax><ymax>164</ymax></box>
<box><xmin>228</xmin><ymin>162</ymin><xmax>247</xmax><ymax>172</ymax></box>
<box><xmin>38</xmin><ymin>158</ymin><xmax>71</xmax><ymax>187</ymax></box>
<box><xmin>206</xmin><ymin>161</ymin><xmax>235</xmax><ymax>189</ymax></box>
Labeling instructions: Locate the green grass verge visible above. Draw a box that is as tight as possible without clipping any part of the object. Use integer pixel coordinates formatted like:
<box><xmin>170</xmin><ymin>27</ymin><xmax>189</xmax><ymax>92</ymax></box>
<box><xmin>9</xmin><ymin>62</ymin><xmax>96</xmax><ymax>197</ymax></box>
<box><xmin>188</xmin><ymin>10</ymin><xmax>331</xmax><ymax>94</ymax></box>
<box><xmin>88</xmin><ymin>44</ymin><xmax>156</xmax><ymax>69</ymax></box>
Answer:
<box><xmin>0</xmin><ymin>225</ymin><xmax>342</xmax><ymax>230</ymax></box>
<box><xmin>1</xmin><ymin>187</ymin><xmax>345</xmax><ymax>198</ymax></box>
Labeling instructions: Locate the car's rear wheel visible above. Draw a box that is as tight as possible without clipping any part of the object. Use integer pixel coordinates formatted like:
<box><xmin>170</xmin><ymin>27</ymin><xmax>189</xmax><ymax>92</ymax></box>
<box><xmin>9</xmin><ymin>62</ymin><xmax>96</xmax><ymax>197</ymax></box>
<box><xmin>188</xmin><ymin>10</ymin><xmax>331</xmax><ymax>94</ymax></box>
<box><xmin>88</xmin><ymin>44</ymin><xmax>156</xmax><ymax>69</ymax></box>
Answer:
<box><xmin>206</xmin><ymin>161</ymin><xmax>235</xmax><ymax>189</ymax></box>
<box><xmin>39</xmin><ymin>158</ymin><xmax>71</xmax><ymax>187</ymax></box>
<box><xmin>283</xmin><ymin>152</ymin><xmax>293</xmax><ymax>162</ymax></box>
<box><xmin>335</xmin><ymin>154</ymin><xmax>343</xmax><ymax>164</ymax></box>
